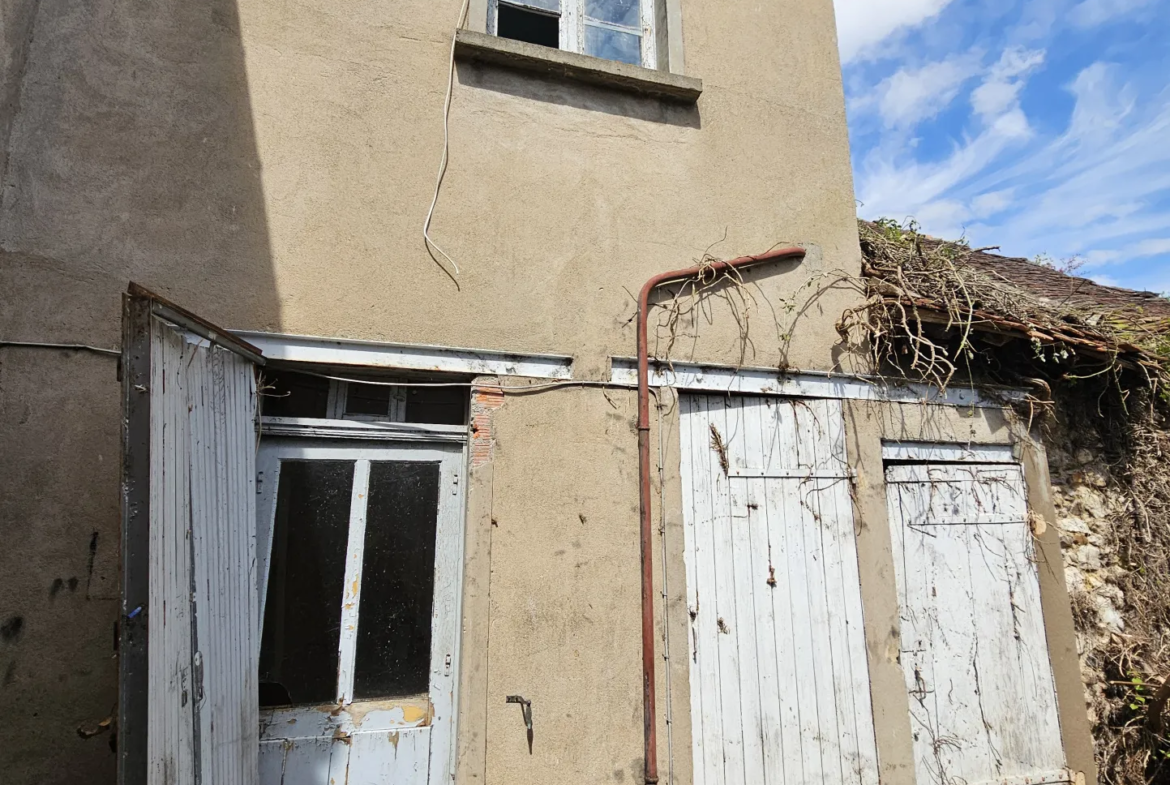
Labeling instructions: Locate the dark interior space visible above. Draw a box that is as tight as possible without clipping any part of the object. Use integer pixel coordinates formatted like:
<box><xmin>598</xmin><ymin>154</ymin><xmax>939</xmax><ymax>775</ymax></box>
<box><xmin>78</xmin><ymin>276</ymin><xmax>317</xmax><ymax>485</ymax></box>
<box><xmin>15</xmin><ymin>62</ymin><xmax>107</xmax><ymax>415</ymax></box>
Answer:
<box><xmin>497</xmin><ymin>3</ymin><xmax>560</xmax><ymax>49</ymax></box>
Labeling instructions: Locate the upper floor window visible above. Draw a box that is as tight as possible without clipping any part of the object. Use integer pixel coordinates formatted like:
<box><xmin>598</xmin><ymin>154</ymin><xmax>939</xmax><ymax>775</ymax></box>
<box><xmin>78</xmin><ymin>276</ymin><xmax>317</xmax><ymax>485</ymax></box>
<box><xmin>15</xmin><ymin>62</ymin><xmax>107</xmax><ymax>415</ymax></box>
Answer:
<box><xmin>489</xmin><ymin>0</ymin><xmax>657</xmax><ymax>69</ymax></box>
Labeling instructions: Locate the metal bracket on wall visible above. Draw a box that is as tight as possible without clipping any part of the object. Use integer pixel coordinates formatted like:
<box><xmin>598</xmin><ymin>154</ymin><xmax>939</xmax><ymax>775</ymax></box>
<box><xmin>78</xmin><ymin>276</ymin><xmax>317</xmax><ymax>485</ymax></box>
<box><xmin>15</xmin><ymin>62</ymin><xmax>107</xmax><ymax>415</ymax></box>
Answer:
<box><xmin>505</xmin><ymin>695</ymin><xmax>533</xmax><ymax>754</ymax></box>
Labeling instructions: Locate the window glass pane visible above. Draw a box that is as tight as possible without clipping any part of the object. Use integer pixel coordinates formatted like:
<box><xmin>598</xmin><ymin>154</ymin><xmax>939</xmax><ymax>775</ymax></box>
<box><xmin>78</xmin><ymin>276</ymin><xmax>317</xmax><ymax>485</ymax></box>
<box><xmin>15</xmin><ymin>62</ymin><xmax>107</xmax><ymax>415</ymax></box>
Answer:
<box><xmin>346</xmin><ymin>382</ymin><xmax>391</xmax><ymax>416</ymax></box>
<box><xmin>405</xmin><ymin>386</ymin><xmax>468</xmax><ymax>426</ymax></box>
<box><xmin>259</xmin><ymin>460</ymin><xmax>354</xmax><ymax>707</ymax></box>
<box><xmin>585</xmin><ymin>24</ymin><xmax>641</xmax><ymax>65</ymax></box>
<box><xmin>352</xmin><ymin>462</ymin><xmax>441</xmax><ymax>699</ymax></box>
<box><xmin>586</xmin><ymin>0</ymin><xmax>640</xmax><ymax>28</ymax></box>
<box><xmin>261</xmin><ymin>370</ymin><xmax>330</xmax><ymax>418</ymax></box>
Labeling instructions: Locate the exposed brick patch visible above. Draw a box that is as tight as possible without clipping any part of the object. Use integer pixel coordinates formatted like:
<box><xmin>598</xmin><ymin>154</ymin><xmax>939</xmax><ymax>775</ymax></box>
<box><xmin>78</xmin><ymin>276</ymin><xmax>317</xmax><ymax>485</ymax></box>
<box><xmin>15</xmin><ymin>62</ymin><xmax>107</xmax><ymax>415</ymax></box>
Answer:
<box><xmin>470</xmin><ymin>386</ymin><xmax>505</xmax><ymax>469</ymax></box>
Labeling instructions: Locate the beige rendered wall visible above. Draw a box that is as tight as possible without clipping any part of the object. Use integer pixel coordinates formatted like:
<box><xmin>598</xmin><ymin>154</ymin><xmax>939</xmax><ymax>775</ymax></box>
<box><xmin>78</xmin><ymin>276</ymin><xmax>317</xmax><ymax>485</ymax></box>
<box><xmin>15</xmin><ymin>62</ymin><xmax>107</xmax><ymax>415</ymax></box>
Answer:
<box><xmin>458</xmin><ymin>381</ymin><xmax>694</xmax><ymax>785</ymax></box>
<box><xmin>0</xmin><ymin>0</ymin><xmax>863</xmax><ymax>781</ymax></box>
<box><xmin>220</xmin><ymin>0</ymin><xmax>864</xmax><ymax>376</ymax></box>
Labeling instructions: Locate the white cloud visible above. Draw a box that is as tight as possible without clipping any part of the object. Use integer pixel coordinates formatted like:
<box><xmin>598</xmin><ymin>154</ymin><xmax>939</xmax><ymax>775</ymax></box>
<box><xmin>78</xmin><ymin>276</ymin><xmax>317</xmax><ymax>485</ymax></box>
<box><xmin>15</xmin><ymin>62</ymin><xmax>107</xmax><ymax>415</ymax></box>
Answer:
<box><xmin>866</xmin><ymin>56</ymin><xmax>981</xmax><ymax>128</ymax></box>
<box><xmin>971</xmin><ymin>47</ymin><xmax>1045</xmax><ymax>119</ymax></box>
<box><xmin>855</xmin><ymin>46</ymin><xmax>1045</xmax><ymax>225</ymax></box>
<box><xmin>840</xmin><ymin>0</ymin><xmax>1170</xmax><ymax>293</ymax></box>
<box><xmin>1065</xmin><ymin>62</ymin><xmax>1134</xmax><ymax>140</ymax></box>
<box><xmin>1068</xmin><ymin>0</ymin><xmax>1154</xmax><ymax>28</ymax></box>
<box><xmin>857</xmin><ymin>55</ymin><xmax>1170</xmax><ymax>292</ymax></box>
<box><xmin>1089</xmin><ymin>272</ymin><xmax>1121</xmax><ymax>286</ymax></box>
<box><xmin>834</xmin><ymin>0</ymin><xmax>955</xmax><ymax>64</ymax></box>
<box><xmin>970</xmin><ymin>188</ymin><xmax>1014</xmax><ymax>217</ymax></box>
<box><xmin>1134</xmin><ymin>238</ymin><xmax>1170</xmax><ymax>257</ymax></box>
<box><xmin>1084</xmin><ymin>238</ymin><xmax>1170</xmax><ymax>267</ymax></box>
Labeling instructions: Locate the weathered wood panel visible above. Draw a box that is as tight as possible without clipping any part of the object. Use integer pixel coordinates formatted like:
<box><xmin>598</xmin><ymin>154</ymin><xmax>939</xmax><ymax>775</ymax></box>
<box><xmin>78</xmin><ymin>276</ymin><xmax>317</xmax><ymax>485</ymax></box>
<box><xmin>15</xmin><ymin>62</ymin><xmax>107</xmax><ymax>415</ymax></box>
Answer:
<box><xmin>680</xmin><ymin>394</ymin><xmax>879</xmax><ymax>785</ymax></box>
<box><xmin>886</xmin><ymin>462</ymin><xmax>1066</xmax><ymax>785</ymax></box>
<box><xmin>148</xmin><ymin>322</ymin><xmax>259</xmax><ymax>785</ymax></box>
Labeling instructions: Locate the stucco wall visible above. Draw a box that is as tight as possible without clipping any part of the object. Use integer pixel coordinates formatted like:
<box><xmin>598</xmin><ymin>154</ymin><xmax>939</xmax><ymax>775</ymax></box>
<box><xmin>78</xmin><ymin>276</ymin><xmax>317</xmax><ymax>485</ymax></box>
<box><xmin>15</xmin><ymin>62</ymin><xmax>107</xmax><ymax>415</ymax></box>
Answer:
<box><xmin>0</xmin><ymin>0</ymin><xmax>864</xmax><ymax>781</ymax></box>
<box><xmin>0</xmin><ymin>0</ymin><xmax>277</xmax><ymax>779</ymax></box>
<box><xmin>0</xmin><ymin>0</ymin><xmax>37</xmax><ymax>180</ymax></box>
<box><xmin>456</xmin><ymin>381</ymin><xmax>693</xmax><ymax>785</ymax></box>
<box><xmin>204</xmin><ymin>0</ymin><xmax>862</xmax><ymax>376</ymax></box>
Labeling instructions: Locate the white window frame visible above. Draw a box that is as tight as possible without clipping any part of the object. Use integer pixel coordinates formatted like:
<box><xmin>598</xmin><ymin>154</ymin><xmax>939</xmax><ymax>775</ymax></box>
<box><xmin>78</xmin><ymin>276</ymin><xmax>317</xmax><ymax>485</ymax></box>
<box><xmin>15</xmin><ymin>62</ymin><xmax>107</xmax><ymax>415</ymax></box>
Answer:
<box><xmin>487</xmin><ymin>0</ymin><xmax>658</xmax><ymax>70</ymax></box>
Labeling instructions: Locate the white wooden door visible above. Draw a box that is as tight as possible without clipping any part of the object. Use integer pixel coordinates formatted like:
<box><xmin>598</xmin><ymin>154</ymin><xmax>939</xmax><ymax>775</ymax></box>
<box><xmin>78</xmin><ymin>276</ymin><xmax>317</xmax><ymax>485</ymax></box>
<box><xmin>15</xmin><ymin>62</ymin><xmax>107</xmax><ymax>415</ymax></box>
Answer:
<box><xmin>886</xmin><ymin>462</ymin><xmax>1067</xmax><ymax>785</ymax></box>
<box><xmin>679</xmin><ymin>394</ymin><xmax>880</xmax><ymax>785</ymax></box>
<box><xmin>254</xmin><ymin>439</ymin><xmax>464</xmax><ymax>785</ymax></box>
<box><xmin>120</xmin><ymin>289</ymin><xmax>263</xmax><ymax>785</ymax></box>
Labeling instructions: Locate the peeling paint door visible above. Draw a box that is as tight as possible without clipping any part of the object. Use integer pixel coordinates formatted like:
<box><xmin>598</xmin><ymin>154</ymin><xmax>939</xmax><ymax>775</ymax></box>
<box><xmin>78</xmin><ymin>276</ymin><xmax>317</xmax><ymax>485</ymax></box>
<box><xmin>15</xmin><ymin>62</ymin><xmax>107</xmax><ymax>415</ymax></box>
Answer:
<box><xmin>679</xmin><ymin>394</ymin><xmax>880</xmax><ymax>785</ymax></box>
<box><xmin>885</xmin><ymin>462</ymin><xmax>1068</xmax><ymax>785</ymax></box>
<box><xmin>254</xmin><ymin>440</ymin><xmax>464</xmax><ymax>785</ymax></box>
<box><xmin>119</xmin><ymin>288</ymin><xmax>265</xmax><ymax>785</ymax></box>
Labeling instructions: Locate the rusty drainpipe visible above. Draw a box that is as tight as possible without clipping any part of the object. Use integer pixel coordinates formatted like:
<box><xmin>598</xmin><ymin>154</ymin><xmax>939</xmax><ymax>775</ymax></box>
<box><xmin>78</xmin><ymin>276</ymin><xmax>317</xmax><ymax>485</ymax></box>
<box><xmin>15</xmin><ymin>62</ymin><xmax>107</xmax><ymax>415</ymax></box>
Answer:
<box><xmin>636</xmin><ymin>246</ymin><xmax>807</xmax><ymax>785</ymax></box>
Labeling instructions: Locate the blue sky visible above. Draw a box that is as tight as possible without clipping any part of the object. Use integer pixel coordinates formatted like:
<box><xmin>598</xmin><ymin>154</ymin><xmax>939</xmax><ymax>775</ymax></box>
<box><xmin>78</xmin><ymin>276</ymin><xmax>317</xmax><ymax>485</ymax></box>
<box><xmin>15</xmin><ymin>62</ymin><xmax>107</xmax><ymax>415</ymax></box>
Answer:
<box><xmin>832</xmin><ymin>0</ymin><xmax>1170</xmax><ymax>294</ymax></box>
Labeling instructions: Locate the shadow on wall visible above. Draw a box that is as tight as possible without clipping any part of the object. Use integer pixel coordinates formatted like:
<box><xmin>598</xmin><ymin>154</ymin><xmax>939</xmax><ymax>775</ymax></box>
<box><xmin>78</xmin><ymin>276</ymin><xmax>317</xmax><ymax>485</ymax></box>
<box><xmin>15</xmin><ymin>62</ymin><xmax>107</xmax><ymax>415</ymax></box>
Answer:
<box><xmin>0</xmin><ymin>0</ymin><xmax>276</xmax><ymax>783</ymax></box>
<box><xmin>456</xmin><ymin>60</ymin><xmax>702</xmax><ymax>129</ymax></box>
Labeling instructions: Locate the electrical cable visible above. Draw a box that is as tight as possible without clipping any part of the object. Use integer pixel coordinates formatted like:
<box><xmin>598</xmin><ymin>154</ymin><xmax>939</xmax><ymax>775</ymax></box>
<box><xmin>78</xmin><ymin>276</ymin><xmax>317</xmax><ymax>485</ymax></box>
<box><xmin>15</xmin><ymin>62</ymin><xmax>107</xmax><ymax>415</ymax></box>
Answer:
<box><xmin>291</xmin><ymin>367</ymin><xmax>627</xmax><ymax>394</ymax></box>
<box><xmin>423</xmin><ymin>0</ymin><xmax>471</xmax><ymax>277</ymax></box>
<box><xmin>0</xmin><ymin>340</ymin><xmax>120</xmax><ymax>358</ymax></box>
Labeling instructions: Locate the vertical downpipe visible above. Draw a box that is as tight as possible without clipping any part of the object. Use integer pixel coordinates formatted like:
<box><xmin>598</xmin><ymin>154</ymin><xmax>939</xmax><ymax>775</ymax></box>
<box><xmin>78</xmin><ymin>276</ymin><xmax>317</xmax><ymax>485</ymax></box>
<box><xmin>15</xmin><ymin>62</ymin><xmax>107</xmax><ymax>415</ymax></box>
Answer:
<box><xmin>635</xmin><ymin>247</ymin><xmax>805</xmax><ymax>785</ymax></box>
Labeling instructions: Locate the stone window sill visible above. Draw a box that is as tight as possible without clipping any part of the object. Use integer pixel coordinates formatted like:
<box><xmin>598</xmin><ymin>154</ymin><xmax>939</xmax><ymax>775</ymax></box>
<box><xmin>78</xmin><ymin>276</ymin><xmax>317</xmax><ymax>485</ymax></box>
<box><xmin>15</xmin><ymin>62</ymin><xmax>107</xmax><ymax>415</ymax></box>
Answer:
<box><xmin>453</xmin><ymin>29</ymin><xmax>702</xmax><ymax>103</ymax></box>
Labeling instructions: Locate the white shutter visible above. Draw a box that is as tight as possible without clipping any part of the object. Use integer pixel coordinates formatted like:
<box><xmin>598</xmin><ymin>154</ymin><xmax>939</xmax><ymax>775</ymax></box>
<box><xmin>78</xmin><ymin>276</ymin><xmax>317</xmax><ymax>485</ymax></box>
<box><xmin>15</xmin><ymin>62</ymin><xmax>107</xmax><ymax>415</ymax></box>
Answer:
<box><xmin>885</xmin><ymin>462</ymin><xmax>1067</xmax><ymax>785</ymax></box>
<box><xmin>120</xmin><ymin>285</ymin><xmax>264</xmax><ymax>785</ymax></box>
<box><xmin>679</xmin><ymin>394</ymin><xmax>880</xmax><ymax>785</ymax></box>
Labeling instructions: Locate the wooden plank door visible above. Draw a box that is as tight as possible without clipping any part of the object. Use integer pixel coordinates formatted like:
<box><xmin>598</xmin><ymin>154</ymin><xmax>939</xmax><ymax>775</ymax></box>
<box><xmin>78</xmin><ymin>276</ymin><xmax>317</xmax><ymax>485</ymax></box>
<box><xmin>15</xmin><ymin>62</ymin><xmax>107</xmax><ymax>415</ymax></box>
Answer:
<box><xmin>120</xmin><ymin>286</ymin><xmax>264</xmax><ymax>785</ymax></box>
<box><xmin>679</xmin><ymin>394</ymin><xmax>880</xmax><ymax>785</ymax></box>
<box><xmin>885</xmin><ymin>462</ymin><xmax>1068</xmax><ymax>785</ymax></box>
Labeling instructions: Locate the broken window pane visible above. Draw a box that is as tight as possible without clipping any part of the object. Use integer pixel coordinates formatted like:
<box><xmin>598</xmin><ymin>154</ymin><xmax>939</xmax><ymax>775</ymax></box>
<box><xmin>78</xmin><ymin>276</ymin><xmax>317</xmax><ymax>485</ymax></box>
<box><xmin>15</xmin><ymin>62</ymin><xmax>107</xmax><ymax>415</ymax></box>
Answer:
<box><xmin>586</xmin><ymin>0</ymin><xmax>640</xmax><ymax>28</ymax></box>
<box><xmin>352</xmin><ymin>462</ymin><xmax>441</xmax><ymax>699</ymax></box>
<box><xmin>259</xmin><ymin>460</ymin><xmax>354</xmax><ymax>707</ymax></box>
<box><xmin>405</xmin><ymin>386</ymin><xmax>468</xmax><ymax>426</ymax></box>
<box><xmin>498</xmin><ymin>3</ymin><xmax>560</xmax><ymax>49</ymax></box>
<box><xmin>260</xmin><ymin>370</ymin><xmax>330</xmax><ymax>419</ymax></box>
<box><xmin>585</xmin><ymin>24</ymin><xmax>641</xmax><ymax>65</ymax></box>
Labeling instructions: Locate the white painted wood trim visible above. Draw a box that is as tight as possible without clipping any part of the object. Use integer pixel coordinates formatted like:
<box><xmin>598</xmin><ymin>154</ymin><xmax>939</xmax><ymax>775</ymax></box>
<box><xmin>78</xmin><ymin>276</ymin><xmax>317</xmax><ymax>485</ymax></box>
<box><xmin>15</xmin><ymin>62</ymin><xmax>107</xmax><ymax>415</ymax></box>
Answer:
<box><xmin>610</xmin><ymin>357</ymin><xmax>1026</xmax><ymax>408</ymax></box>
<box><xmin>640</xmin><ymin>0</ymin><xmax>656</xmax><ymax>68</ymax></box>
<box><xmin>234</xmin><ymin>331</ymin><xmax>573</xmax><ymax>380</ymax></box>
<box><xmin>882</xmin><ymin>441</ymin><xmax>1017</xmax><ymax>463</ymax></box>
<box><xmin>486</xmin><ymin>0</ymin><xmax>498</xmax><ymax>34</ymax></box>
<box><xmin>887</xmin><ymin>464</ymin><xmax>1025</xmax><ymax>485</ymax></box>
<box><xmin>261</xmin><ymin>417</ymin><xmax>467</xmax><ymax>444</ymax></box>
<box><xmin>336</xmin><ymin>460</ymin><xmax>372</xmax><ymax>704</ymax></box>
<box><xmin>562</xmin><ymin>0</ymin><xmax>580</xmax><ymax>54</ymax></box>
